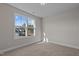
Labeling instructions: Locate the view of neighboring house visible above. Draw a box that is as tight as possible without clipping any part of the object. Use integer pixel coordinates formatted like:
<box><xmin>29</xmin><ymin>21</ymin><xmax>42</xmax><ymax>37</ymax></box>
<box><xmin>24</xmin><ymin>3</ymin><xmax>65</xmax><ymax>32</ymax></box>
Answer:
<box><xmin>15</xmin><ymin>24</ymin><xmax>26</xmax><ymax>36</ymax></box>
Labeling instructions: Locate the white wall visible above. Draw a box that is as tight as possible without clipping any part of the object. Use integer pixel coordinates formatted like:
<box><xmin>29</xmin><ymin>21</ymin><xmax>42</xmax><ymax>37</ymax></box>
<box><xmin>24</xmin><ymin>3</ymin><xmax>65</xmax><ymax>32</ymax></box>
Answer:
<box><xmin>0</xmin><ymin>4</ymin><xmax>42</xmax><ymax>52</ymax></box>
<box><xmin>43</xmin><ymin>7</ymin><xmax>79</xmax><ymax>49</ymax></box>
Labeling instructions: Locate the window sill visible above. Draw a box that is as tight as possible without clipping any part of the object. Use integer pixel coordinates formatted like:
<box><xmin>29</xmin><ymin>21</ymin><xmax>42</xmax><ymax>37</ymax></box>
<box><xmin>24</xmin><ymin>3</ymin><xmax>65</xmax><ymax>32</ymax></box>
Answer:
<box><xmin>14</xmin><ymin>36</ymin><xmax>35</xmax><ymax>40</ymax></box>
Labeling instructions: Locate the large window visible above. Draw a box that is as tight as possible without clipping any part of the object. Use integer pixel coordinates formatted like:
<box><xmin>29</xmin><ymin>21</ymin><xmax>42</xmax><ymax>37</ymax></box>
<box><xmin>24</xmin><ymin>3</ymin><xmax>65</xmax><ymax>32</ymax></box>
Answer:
<box><xmin>15</xmin><ymin>14</ymin><xmax>35</xmax><ymax>39</ymax></box>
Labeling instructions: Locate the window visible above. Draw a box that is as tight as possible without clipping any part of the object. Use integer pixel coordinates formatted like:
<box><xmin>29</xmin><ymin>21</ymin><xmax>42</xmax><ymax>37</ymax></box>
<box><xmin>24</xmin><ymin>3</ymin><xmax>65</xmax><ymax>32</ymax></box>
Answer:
<box><xmin>27</xmin><ymin>18</ymin><xmax>35</xmax><ymax>36</ymax></box>
<box><xmin>15</xmin><ymin>14</ymin><xmax>35</xmax><ymax>39</ymax></box>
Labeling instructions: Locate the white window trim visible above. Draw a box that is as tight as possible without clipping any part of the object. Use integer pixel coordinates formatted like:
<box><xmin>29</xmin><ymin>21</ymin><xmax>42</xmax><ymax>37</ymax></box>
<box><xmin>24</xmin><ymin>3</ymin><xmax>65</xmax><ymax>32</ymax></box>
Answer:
<box><xmin>14</xmin><ymin>13</ymin><xmax>36</xmax><ymax>40</ymax></box>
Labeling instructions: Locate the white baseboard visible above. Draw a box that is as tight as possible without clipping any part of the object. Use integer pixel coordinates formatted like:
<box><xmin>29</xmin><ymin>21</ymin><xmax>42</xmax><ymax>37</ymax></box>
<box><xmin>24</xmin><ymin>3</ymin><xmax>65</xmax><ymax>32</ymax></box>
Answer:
<box><xmin>48</xmin><ymin>41</ymin><xmax>79</xmax><ymax>49</ymax></box>
<box><xmin>0</xmin><ymin>40</ymin><xmax>41</xmax><ymax>55</ymax></box>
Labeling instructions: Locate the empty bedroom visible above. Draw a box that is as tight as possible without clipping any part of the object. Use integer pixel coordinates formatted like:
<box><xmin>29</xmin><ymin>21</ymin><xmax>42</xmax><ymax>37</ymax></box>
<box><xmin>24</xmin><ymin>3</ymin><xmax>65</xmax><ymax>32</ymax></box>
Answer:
<box><xmin>0</xmin><ymin>3</ymin><xmax>79</xmax><ymax>56</ymax></box>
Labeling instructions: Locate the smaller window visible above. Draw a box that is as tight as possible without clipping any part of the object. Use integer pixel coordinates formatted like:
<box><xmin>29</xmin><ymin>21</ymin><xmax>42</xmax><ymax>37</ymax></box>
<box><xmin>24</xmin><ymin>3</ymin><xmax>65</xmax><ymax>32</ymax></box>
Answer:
<box><xmin>27</xmin><ymin>18</ymin><xmax>35</xmax><ymax>36</ymax></box>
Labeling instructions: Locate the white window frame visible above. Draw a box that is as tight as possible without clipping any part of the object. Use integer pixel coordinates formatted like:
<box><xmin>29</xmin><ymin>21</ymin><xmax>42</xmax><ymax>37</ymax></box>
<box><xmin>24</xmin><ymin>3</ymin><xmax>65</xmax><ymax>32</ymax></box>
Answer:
<box><xmin>14</xmin><ymin>13</ymin><xmax>36</xmax><ymax>39</ymax></box>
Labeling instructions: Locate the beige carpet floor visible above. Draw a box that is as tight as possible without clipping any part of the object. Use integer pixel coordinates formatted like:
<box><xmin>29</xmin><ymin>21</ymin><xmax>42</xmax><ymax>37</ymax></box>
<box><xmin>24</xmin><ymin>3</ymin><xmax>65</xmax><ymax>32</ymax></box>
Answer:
<box><xmin>2</xmin><ymin>42</ymin><xmax>79</xmax><ymax>56</ymax></box>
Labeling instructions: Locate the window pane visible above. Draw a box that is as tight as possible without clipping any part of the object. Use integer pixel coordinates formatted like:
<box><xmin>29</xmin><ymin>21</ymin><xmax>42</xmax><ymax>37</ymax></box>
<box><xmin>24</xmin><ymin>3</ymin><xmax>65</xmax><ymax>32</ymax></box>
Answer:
<box><xmin>15</xmin><ymin>16</ymin><xmax>27</xmax><ymax>36</ymax></box>
<box><xmin>27</xmin><ymin>18</ymin><xmax>35</xmax><ymax>36</ymax></box>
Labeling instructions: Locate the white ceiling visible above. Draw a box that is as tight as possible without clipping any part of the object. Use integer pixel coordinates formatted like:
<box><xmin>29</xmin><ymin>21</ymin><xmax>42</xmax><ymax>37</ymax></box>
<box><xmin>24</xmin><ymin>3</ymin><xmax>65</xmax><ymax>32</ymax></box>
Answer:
<box><xmin>9</xmin><ymin>3</ymin><xmax>79</xmax><ymax>18</ymax></box>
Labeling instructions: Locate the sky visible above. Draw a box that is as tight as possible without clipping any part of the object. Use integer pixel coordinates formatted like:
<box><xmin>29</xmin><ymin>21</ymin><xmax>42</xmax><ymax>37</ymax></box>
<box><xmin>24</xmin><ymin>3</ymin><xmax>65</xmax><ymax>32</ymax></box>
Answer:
<box><xmin>15</xmin><ymin>16</ymin><xmax>33</xmax><ymax>26</ymax></box>
<box><xmin>15</xmin><ymin>16</ymin><xmax>27</xmax><ymax>26</ymax></box>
